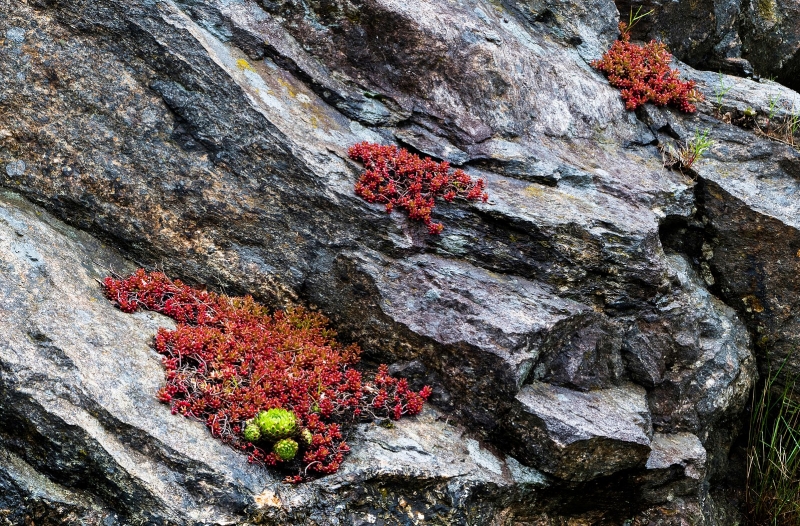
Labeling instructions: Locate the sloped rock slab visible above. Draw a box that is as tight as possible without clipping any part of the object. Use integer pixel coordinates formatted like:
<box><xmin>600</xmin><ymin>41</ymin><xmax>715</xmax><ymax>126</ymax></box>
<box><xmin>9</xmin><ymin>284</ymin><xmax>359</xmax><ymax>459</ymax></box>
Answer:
<box><xmin>509</xmin><ymin>381</ymin><xmax>652</xmax><ymax>481</ymax></box>
<box><xmin>358</xmin><ymin>251</ymin><xmax>602</xmax><ymax>393</ymax></box>
<box><xmin>0</xmin><ymin>191</ymin><xmax>271</xmax><ymax>523</ymax></box>
<box><xmin>0</xmin><ymin>191</ymin><xmax>544</xmax><ymax>524</ymax></box>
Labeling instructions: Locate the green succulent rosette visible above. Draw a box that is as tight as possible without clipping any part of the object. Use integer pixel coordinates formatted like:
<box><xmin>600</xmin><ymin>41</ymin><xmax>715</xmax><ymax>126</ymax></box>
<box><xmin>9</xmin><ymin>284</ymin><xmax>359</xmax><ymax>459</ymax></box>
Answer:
<box><xmin>273</xmin><ymin>438</ymin><xmax>299</xmax><ymax>461</ymax></box>
<box><xmin>243</xmin><ymin>422</ymin><xmax>261</xmax><ymax>443</ymax></box>
<box><xmin>300</xmin><ymin>428</ymin><xmax>313</xmax><ymax>446</ymax></box>
<box><xmin>255</xmin><ymin>408</ymin><xmax>298</xmax><ymax>441</ymax></box>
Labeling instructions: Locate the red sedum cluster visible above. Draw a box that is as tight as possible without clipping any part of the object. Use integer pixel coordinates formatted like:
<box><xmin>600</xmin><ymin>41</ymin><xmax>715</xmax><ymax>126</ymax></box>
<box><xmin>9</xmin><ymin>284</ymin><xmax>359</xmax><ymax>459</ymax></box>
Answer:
<box><xmin>349</xmin><ymin>142</ymin><xmax>488</xmax><ymax>234</ymax></box>
<box><xmin>103</xmin><ymin>269</ymin><xmax>431</xmax><ymax>481</ymax></box>
<box><xmin>591</xmin><ymin>22</ymin><xmax>703</xmax><ymax>112</ymax></box>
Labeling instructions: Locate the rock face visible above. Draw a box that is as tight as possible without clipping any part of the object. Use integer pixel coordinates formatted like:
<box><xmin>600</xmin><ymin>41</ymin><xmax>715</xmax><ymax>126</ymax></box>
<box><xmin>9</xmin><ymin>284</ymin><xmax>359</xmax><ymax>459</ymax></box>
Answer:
<box><xmin>614</xmin><ymin>0</ymin><xmax>749</xmax><ymax>75</ymax></box>
<box><xmin>0</xmin><ymin>191</ymin><xmax>540</xmax><ymax>525</ymax></box>
<box><xmin>0</xmin><ymin>0</ymin><xmax>798</xmax><ymax>523</ymax></box>
<box><xmin>615</xmin><ymin>0</ymin><xmax>800</xmax><ymax>89</ymax></box>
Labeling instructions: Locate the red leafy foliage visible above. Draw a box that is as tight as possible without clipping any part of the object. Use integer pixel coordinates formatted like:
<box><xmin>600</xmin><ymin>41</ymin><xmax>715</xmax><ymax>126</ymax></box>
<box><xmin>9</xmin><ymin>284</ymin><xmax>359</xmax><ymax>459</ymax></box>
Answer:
<box><xmin>349</xmin><ymin>142</ymin><xmax>488</xmax><ymax>234</ymax></box>
<box><xmin>103</xmin><ymin>269</ymin><xmax>431</xmax><ymax>481</ymax></box>
<box><xmin>591</xmin><ymin>22</ymin><xmax>703</xmax><ymax>112</ymax></box>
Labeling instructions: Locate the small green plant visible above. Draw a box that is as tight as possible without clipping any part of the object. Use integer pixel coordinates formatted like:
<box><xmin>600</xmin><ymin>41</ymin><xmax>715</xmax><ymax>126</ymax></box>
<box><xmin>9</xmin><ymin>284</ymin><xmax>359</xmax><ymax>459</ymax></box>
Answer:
<box><xmin>746</xmin><ymin>355</ymin><xmax>800</xmax><ymax>525</ymax></box>
<box><xmin>255</xmin><ymin>408</ymin><xmax>298</xmax><ymax>441</ymax></box>
<box><xmin>747</xmin><ymin>98</ymin><xmax>800</xmax><ymax>148</ymax></box>
<box><xmin>622</xmin><ymin>6</ymin><xmax>654</xmax><ymax>37</ymax></box>
<box><xmin>788</xmin><ymin>109</ymin><xmax>800</xmax><ymax>138</ymax></box>
<box><xmin>715</xmin><ymin>71</ymin><xmax>733</xmax><ymax>113</ymax></box>
<box><xmin>661</xmin><ymin>129</ymin><xmax>713</xmax><ymax>173</ymax></box>
<box><xmin>686</xmin><ymin>128</ymin><xmax>713</xmax><ymax>165</ymax></box>
<box><xmin>273</xmin><ymin>438</ymin><xmax>300</xmax><ymax>461</ymax></box>
<box><xmin>768</xmin><ymin>95</ymin><xmax>780</xmax><ymax>121</ymax></box>
<box><xmin>243</xmin><ymin>422</ymin><xmax>261</xmax><ymax>442</ymax></box>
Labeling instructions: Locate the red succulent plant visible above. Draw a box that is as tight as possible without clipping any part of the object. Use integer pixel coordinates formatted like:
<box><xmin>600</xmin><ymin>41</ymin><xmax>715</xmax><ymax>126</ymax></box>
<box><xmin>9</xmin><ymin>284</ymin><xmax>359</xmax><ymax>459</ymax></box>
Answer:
<box><xmin>349</xmin><ymin>142</ymin><xmax>488</xmax><ymax>234</ymax></box>
<box><xmin>592</xmin><ymin>22</ymin><xmax>703</xmax><ymax>113</ymax></box>
<box><xmin>103</xmin><ymin>269</ymin><xmax>431</xmax><ymax>481</ymax></box>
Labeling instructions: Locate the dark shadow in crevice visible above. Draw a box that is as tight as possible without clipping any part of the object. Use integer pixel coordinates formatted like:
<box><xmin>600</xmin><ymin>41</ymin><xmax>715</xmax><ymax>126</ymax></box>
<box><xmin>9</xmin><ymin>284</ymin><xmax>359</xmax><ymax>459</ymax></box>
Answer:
<box><xmin>657</xmin><ymin>180</ymin><xmax>726</xmax><ymax>304</ymax></box>
<box><xmin>657</xmin><ymin>178</ymin><xmax>755</xmax><ymax>523</ymax></box>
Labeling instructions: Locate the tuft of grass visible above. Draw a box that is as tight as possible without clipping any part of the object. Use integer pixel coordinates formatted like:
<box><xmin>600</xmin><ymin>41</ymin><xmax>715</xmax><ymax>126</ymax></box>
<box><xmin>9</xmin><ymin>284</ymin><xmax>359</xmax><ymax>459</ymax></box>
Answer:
<box><xmin>661</xmin><ymin>128</ymin><xmax>713</xmax><ymax>174</ymax></box>
<box><xmin>623</xmin><ymin>5</ymin><xmax>654</xmax><ymax>37</ymax></box>
<box><xmin>788</xmin><ymin>109</ymin><xmax>800</xmax><ymax>138</ymax></box>
<box><xmin>768</xmin><ymin>96</ymin><xmax>780</xmax><ymax>122</ymax></box>
<box><xmin>715</xmin><ymin>71</ymin><xmax>733</xmax><ymax>113</ymax></box>
<box><xmin>753</xmin><ymin>98</ymin><xmax>800</xmax><ymax>148</ymax></box>
<box><xmin>746</xmin><ymin>355</ymin><xmax>800</xmax><ymax>525</ymax></box>
<box><xmin>687</xmin><ymin>128</ymin><xmax>713</xmax><ymax>164</ymax></box>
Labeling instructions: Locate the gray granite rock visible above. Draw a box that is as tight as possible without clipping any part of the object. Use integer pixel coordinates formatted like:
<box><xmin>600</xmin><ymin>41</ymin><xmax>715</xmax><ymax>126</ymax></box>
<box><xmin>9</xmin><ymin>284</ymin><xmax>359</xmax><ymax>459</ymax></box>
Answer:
<box><xmin>616</xmin><ymin>0</ymin><xmax>800</xmax><ymax>89</ymax></box>
<box><xmin>740</xmin><ymin>0</ymin><xmax>800</xmax><ymax>89</ymax></box>
<box><xmin>614</xmin><ymin>0</ymin><xmax>748</xmax><ymax>75</ymax></box>
<box><xmin>647</xmin><ymin>433</ymin><xmax>707</xmax><ymax>481</ymax></box>
<box><xmin>0</xmin><ymin>192</ymin><xmax>548</xmax><ymax>524</ymax></box>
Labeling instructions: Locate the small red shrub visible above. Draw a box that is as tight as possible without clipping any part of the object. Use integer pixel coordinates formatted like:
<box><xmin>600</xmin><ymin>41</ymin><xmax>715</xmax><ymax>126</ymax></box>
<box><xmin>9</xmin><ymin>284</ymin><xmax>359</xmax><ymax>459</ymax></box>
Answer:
<box><xmin>591</xmin><ymin>22</ymin><xmax>703</xmax><ymax>112</ymax></box>
<box><xmin>103</xmin><ymin>269</ymin><xmax>431</xmax><ymax>481</ymax></box>
<box><xmin>349</xmin><ymin>142</ymin><xmax>488</xmax><ymax>234</ymax></box>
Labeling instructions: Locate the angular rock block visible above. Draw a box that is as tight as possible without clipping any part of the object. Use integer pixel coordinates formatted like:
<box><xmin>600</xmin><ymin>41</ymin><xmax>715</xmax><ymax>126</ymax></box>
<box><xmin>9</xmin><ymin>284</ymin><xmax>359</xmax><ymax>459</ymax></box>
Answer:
<box><xmin>509</xmin><ymin>381</ymin><xmax>652</xmax><ymax>481</ymax></box>
<box><xmin>646</xmin><ymin>433</ymin><xmax>707</xmax><ymax>481</ymax></box>
<box><xmin>331</xmin><ymin>251</ymin><xmax>627</xmax><ymax>430</ymax></box>
<box><xmin>699</xmin><ymin>179</ymin><xmax>800</xmax><ymax>394</ymax></box>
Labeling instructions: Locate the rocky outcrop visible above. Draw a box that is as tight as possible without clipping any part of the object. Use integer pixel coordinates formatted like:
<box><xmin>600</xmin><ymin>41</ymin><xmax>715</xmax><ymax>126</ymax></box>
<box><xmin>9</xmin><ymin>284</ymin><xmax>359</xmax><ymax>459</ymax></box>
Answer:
<box><xmin>0</xmin><ymin>191</ymin><xmax>537</xmax><ymax>524</ymax></box>
<box><xmin>615</xmin><ymin>0</ymin><xmax>800</xmax><ymax>89</ymax></box>
<box><xmin>510</xmin><ymin>382</ymin><xmax>652</xmax><ymax>481</ymax></box>
<box><xmin>739</xmin><ymin>0</ymin><xmax>800</xmax><ymax>89</ymax></box>
<box><xmin>0</xmin><ymin>191</ymin><xmax>721</xmax><ymax>524</ymax></box>
<box><xmin>1</xmin><ymin>0</ymin><xmax>799</xmax><ymax>523</ymax></box>
<box><xmin>614</xmin><ymin>0</ymin><xmax>750</xmax><ymax>75</ymax></box>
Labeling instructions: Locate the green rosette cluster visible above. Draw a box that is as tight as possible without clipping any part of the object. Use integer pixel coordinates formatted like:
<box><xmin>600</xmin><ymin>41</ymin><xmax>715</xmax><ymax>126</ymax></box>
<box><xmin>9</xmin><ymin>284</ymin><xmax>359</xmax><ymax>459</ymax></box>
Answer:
<box><xmin>243</xmin><ymin>422</ymin><xmax>261</xmax><ymax>443</ymax></box>
<box><xmin>242</xmin><ymin>408</ymin><xmax>313</xmax><ymax>462</ymax></box>
<box><xmin>273</xmin><ymin>438</ymin><xmax>299</xmax><ymax>461</ymax></box>
<box><xmin>255</xmin><ymin>408</ymin><xmax>298</xmax><ymax>440</ymax></box>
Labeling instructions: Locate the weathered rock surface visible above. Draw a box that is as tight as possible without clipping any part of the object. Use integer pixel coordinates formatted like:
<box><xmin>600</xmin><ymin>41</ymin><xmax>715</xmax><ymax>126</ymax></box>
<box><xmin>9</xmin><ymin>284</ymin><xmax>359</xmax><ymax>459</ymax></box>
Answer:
<box><xmin>739</xmin><ymin>0</ymin><xmax>800</xmax><ymax>89</ymax></box>
<box><xmin>0</xmin><ymin>192</ymin><xmax>716</xmax><ymax>524</ymax></box>
<box><xmin>510</xmin><ymin>382</ymin><xmax>652</xmax><ymax>481</ymax></box>
<box><xmin>615</xmin><ymin>0</ymin><xmax>800</xmax><ymax>89</ymax></box>
<box><xmin>0</xmin><ymin>191</ymin><xmax>544</xmax><ymax>524</ymax></box>
<box><xmin>0</xmin><ymin>0</ymin><xmax>798</xmax><ymax>523</ymax></box>
<box><xmin>615</xmin><ymin>0</ymin><xmax>749</xmax><ymax>75</ymax></box>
